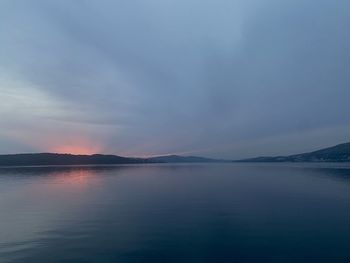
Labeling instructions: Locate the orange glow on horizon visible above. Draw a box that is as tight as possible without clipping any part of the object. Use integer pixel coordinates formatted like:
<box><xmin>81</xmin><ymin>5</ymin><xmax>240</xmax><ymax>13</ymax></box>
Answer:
<box><xmin>48</xmin><ymin>136</ymin><xmax>102</xmax><ymax>155</ymax></box>
<box><xmin>52</xmin><ymin>145</ymin><xmax>100</xmax><ymax>155</ymax></box>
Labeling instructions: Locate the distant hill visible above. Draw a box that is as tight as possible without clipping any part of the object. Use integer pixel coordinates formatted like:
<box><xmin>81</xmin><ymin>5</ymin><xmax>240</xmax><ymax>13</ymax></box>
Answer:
<box><xmin>0</xmin><ymin>153</ymin><xmax>148</xmax><ymax>166</ymax></box>
<box><xmin>237</xmin><ymin>142</ymin><xmax>350</xmax><ymax>162</ymax></box>
<box><xmin>2</xmin><ymin>142</ymin><xmax>350</xmax><ymax>166</ymax></box>
<box><xmin>147</xmin><ymin>155</ymin><xmax>225</xmax><ymax>163</ymax></box>
<box><xmin>0</xmin><ymin>153</ymin><xmax>224</xmax><ymax>166</ymax></box>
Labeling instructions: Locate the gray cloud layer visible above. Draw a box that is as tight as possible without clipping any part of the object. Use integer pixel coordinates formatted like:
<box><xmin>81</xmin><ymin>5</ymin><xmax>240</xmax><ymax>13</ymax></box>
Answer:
<box><xmin>0</xmin><ymin>0</ymin><xmax>349</xmax><ymax>158</ymax></box>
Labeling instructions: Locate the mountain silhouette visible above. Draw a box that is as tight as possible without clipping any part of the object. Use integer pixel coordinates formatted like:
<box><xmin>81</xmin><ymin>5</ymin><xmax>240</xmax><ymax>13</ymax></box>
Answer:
<box><xmin>0</xmin><ymin>153</ymin><xmax>222</xmax><ymax>166</ymax></box>
<box><xmin>1</xmin><ymin>142</ymin><xmax>350</xmax><ymax>166</ymax></box>
<box><xmin>238</xmin><ymin>142</ymin><xmax>350</xmax><ymax>162</ymax></box>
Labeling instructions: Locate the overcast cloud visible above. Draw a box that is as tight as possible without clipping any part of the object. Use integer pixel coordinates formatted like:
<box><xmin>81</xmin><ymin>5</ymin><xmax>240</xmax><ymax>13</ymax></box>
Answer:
<box><xmin>0</xmin><ymin>0</ymin><xmax>349</xmax><ymax>158</ymax></box>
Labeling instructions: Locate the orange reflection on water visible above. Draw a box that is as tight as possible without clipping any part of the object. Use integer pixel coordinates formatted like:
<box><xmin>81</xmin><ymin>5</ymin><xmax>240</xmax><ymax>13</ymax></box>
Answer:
<box><xmin>49</xmin><ymin>167</ymin><xmax>98</xmax><ymax>188</ymax></box>
<box><xmin>29</xmin><ymin>167</ymin><xmax>101</xmax><ymax>205</ymax></box>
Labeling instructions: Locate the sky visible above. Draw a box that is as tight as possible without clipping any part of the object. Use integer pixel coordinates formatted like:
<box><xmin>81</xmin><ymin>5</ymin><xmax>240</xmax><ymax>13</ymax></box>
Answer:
<box><xmin>0</xmin><ymin>0</ymin><xmax>350</xmax><ymax>158</ymax></box>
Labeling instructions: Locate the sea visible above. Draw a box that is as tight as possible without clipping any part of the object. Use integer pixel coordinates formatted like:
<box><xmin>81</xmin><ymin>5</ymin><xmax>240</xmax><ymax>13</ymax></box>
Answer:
<box><xmin>0</xmin><ymin>163</ymin><xmax>349</xmax><ymax>262</ymax></box>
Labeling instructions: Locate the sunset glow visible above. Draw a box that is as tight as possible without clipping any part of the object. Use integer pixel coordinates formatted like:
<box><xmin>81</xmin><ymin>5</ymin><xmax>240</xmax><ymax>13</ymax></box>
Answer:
<box><xmin>52</xmin><ymin>145</ymin><xmax>100</xmax><ymax>155</ymax></box>
<box><xmin>48</xmin><ymin>136</ymin><xmax>102</xmax><ymax>155</ymax></box>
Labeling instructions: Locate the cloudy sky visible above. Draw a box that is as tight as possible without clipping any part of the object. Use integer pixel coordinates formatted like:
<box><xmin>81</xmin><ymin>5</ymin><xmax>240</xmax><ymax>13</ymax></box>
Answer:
<box><xmin>0</xmin><ymin>0</ymin><xmax>349</xmax><ymax>158</ymax></box>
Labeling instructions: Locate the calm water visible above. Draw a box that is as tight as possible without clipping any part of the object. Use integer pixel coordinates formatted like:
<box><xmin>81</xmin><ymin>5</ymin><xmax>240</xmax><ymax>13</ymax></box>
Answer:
<box><xmin>0</xmin><ymin>163</ymin><xmax>350</xmax><ymax>263</ymax></box>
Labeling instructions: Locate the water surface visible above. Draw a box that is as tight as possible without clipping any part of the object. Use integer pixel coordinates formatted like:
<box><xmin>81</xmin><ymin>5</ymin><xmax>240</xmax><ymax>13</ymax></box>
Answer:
<box><xmin>0</xmin><ymin>163</ymin><xmax>349</xmax><ymax>262</ymax></box>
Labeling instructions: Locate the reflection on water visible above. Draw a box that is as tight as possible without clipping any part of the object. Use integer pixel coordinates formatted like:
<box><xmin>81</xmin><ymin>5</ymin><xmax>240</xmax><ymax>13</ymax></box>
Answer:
<box><xmin>0</xmin><ymin>163</ymin><xmax>350</xmax><ymax>263</ymax></box>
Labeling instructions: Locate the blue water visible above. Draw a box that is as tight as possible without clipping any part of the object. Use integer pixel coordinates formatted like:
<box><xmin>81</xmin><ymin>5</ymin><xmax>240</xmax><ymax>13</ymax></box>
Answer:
<box><xmin>0</xmin><ymin>163</ymin><xmax>349</xmax><ymax>262</ymax></box>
